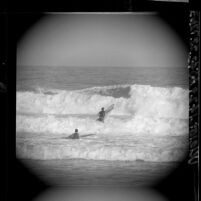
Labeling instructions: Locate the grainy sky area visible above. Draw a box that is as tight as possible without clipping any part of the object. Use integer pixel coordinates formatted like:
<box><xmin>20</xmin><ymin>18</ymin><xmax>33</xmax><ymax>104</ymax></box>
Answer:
<box><xmin>17</xmin><ymin>13</ymin><xmax>187</xmax><ymax>68</ymax></box>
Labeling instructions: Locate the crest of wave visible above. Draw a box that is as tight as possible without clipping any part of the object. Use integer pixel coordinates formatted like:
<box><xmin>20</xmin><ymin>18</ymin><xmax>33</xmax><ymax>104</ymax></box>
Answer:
<box><xmin>17</xmin><ymin>84</ymin><xmax>189</xmax><ymax>119</ymax></box>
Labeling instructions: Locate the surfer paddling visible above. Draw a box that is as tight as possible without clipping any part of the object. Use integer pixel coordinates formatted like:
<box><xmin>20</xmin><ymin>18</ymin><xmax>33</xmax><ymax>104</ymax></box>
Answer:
<box><xmin>97</xmin><ymin>107</ymin><xmax>106</xmax><ymax>122</ymax></box>
<box><xmin>68</xmin><ymin>129</ymin><xmax>79</xmax><ymax>139</ymax></box>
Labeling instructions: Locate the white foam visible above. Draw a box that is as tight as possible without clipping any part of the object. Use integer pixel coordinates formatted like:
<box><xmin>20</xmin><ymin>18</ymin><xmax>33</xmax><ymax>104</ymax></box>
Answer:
<box><xmin>16</xmin><ymin>135</ymin><xmax>187</xmax><ymax>161</ymax></box>
<box><xmin>16</xmin><ymin>84</ymin><xmax>189</xmax><ymax>161</ymax></box>
<box><xmin>16</xmin><ymin>114</ymin><xmax>188</xmax><ymax>136</ymax></box>
<box><xmin>17</xmin><ymin>84</ymin><xmax>189</xmax><ymax>119</ymax></box>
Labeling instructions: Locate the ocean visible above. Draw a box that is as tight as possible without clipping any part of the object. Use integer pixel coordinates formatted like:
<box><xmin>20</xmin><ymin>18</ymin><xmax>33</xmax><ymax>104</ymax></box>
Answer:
<box><xmin>16</xmin><ymin>66</ymin><xmax>189</xmax><ymax>186</ymax></box>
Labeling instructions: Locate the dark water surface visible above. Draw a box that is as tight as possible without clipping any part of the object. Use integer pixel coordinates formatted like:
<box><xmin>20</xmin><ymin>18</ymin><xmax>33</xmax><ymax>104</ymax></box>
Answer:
<box><xmin>17</xmin><ymin>66</ymin><xmax>188</xmax><ymax>91</ymax></box>
<box><xmin>23</xmin><ymin>159</ymin><xmax>178</xmax><ymax>186</ymax></box>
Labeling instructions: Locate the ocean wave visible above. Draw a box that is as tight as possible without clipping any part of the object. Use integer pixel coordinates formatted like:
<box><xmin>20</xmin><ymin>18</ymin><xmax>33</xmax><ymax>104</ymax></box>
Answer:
<box><xmin>16</xmin><ymin>114</ymin><xmax>188</xmax><ymax>136</ymax></box>
<box><xmin>16</xmin><ymin>138</ymin><xmax>187</xmax><ymax>161</ymax></box>
<box><xmin>16</xmin><ymin>84</ymin><xmax>189</xmax><ymax>162</ymax></box>
<box><xmin>17</xmin><ymin>84</ymin><xmax>189</xmax><ymax>119</ymax></box>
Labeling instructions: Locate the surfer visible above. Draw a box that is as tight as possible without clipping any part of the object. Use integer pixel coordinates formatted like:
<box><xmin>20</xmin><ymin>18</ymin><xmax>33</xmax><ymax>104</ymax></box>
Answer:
<box><xmin>68</xmin><ymin>129</ymin><xmax>79</xmax><ymax>139</ymax></box>
<box><xmin>97</xmin><ymin>107</ymin><xmax>106</xmax><ymax>122</ymax></box>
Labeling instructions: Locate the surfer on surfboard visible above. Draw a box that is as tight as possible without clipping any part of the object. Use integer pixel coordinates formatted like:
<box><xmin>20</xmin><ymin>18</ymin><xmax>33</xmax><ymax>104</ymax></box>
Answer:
<box><xmin>97</xmin><ymin>104</ymin><xmax>114</xmax><ymax>122</ymax></box>
<box><xmin>97</xmin><ymin>107</ymin><xmax>106</xmax><ymax>122</ymax></box>
<box><xmin>67</xmin><ymin>129</ymin><xmax>80</xmax><ymax>139</ymax></box>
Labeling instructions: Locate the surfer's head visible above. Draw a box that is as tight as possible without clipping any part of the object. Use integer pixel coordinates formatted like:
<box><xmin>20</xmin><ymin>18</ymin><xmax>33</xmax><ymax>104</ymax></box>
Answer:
<box><xmin>101</xmin><ymin>107</ymin><xmax>104</xmax><ymax>111</ymax></box>
<box><xmin>75</xmin><ymin>129</ymin><xmax>78</xmax><ymax>133</ymax></box>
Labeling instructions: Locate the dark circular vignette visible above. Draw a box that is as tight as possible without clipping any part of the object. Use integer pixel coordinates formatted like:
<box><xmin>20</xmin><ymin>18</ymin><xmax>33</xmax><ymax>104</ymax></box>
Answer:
<box><xmin>15</xmin><ymin>159</ymin><xmax>51</xmax><ymax>200</ymax></box>
<box><xmin>158</xmin><ymin>9</ymin><xmax>189</xmax><ymax>50</ymax></box>
<box><xmin>13</xmin><ymin>11</ymin><xmax>191</xmax><ymax>201</ymax></box>
<box><xmin>15</xmin><ymin>11</ymin><xmax>189</xmax><ymax>51</ymax></box>
<box><xmin>7</xmin><ymin>0</ymin><xmax>190</xmax><ymax>13</ymax></box>
<box><xmin>155</xmin><ymin>11</ymin><xmax>199</xmax><ymax>201</ymax></box>
<box><xmin>15</xmin><ymin>13</ymin><xmax>46</xmax><ymax>44</ymax></box>
<box><xmin>5</xmin><ymin>13</ymin><xmax>50</xmax><ymax>201</ymax></box>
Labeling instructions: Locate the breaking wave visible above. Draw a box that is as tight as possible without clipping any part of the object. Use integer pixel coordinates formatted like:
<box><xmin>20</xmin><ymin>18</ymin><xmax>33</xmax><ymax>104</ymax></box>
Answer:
<box><xmin>17</xmin><ymin>114</ymin><xmax>188</xmax><ymax>136</ymax></box>
<box><xmin>17</xmin><ymin>84</ymin><xmax>189</xmax><ymax>119</ymax></box>
<box><xmin>16</xmin><ymin>84</ymin><xmax>189</xmax><ymax>161</ymax></box>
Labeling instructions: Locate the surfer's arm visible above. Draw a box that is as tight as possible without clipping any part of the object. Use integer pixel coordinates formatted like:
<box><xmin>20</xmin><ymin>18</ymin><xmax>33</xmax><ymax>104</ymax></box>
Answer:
<box><xmin>67</xmin><ymin>133</ymin><xmax>74</xmax><ymax>138</ymax></box>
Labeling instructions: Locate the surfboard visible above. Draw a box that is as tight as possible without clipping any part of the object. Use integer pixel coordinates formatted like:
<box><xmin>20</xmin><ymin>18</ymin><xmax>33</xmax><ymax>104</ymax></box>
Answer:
<box><xmin>105</xmin><ymin>104</ymin><xmax>114</xmax><ymax>114</ymax></box>
<box><xmin>63</xmin><ymin>134</ymin><xmax>96</xmax><ymax>140</ymax></box>
<box><xmin>80</xmin><ymin>134</ymin><xmax>96</xmax><ymax>138</ymax></box>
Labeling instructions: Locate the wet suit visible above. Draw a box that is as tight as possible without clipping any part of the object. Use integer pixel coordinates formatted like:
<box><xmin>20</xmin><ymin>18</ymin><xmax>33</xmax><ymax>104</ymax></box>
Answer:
<box><xmin>97</xmin><ymin>110</ymin><xmax>105</xmax><ymax>122</ymax></box>
<box><xmin>68</xmin><ymin>132</ymin><xmax>79</xmax><ymax>139</ymax></box>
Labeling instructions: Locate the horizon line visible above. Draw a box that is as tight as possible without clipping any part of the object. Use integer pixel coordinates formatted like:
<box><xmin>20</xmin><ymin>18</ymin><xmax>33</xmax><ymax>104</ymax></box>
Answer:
<box><xmin>17</xmin><ymin>64</ymin><xmax>186</xmax><ymax>68</ymax></box>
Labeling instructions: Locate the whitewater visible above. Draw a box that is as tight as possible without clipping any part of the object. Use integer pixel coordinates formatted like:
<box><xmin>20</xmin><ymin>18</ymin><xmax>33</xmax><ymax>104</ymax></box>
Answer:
<box><xmin>16</xmin><ymin>83</ymin><xmax>189</xmax><ymax>162</ymax></box>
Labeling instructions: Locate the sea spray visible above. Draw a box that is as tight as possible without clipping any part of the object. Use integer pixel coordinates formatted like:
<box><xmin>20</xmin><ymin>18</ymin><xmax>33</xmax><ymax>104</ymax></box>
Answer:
<box><xmin>16</xmin><ymin>84</ymin><xmax>189</xmax><ymax>161</ymax></box>
<box><xmin>16</xmin><ymin>114</ymin><xmax>188</xmax><ymax>136</ymax></box>
<box><xmin>17</xmin><ymin>84</ymin><xmax>189</xmax><ymax>119</ymax></box>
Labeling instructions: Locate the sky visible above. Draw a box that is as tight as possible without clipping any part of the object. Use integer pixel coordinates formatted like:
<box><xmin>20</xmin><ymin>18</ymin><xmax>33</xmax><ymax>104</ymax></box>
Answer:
<box><xmin>17</xmin><ymin>13</ymin><xmax>187</xmax><ymax>68</ymax></box>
